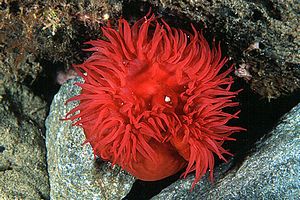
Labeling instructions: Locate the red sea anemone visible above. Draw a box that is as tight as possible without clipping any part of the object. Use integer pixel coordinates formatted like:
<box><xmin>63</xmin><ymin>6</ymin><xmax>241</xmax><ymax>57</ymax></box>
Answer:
<box><xmin>66</xmin><ymin>13</ymin><xmax>244</xmax><ymax>189</ymax></box>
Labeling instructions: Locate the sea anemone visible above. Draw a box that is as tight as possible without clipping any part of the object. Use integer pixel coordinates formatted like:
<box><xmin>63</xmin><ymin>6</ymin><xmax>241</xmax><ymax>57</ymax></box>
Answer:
<box><xmin>66</xmin><ymin>13</ymin><xmax>244</xmax><ymax>189</ymax></box>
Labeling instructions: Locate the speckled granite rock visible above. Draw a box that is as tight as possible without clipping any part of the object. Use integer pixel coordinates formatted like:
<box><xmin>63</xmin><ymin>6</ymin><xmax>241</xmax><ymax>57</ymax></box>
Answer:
<box><xmin>153</xmin><ymin>102</ymin><xmax>300</xmax><ymax>199</ymax></box>
<box><xmin>0</xmin><ymin>81</ymin><xmax>49</xmax><ymax>199</ymax></box>
<box><xmin>46</xmin><ymin>77</ymin><xmax>135</xmax><ymax>199</ymax></box>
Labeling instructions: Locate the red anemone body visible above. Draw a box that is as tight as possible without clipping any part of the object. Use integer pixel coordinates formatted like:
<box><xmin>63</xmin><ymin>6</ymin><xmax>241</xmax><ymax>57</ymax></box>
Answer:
<box><xmin>66</xmin><ymin>14</ymin><xmax>244</xmax><ymax>188</ymax></box>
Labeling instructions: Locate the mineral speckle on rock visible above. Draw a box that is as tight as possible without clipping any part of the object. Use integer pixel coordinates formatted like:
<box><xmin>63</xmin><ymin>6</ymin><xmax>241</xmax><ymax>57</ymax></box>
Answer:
<box><xmin>46</xmin><ymin>77</ymin><xmax>135</xmax><ymax>199</ymax></box>
<box><xmin>0</xmin><ymin>81</ymin><xmax>49</xmax><ymax>199</ymax></box>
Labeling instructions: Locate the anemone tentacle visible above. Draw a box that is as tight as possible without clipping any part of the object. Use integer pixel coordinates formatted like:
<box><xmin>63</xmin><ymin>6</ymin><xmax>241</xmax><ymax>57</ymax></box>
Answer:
<box><xmin>66</xmin><ymin>13</ymin><xmax>244</xmax><ymax>188</ymax></box>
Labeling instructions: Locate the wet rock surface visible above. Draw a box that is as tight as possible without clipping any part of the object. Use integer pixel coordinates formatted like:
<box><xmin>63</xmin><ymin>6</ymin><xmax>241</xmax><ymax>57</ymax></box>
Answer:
<box><xmin>46</xmin><ymin>77</ymin><xmax>135</xmax><ymax>199</ymax></box>
<box><xmin>153</xmin><ymin>102</ymin><xmax>300</xmax><ymax>199</ymax></box>
<box><xmin>0</xmin><ymin>81</ymin><xmax>49</xmax><ymax>199</ymax></box>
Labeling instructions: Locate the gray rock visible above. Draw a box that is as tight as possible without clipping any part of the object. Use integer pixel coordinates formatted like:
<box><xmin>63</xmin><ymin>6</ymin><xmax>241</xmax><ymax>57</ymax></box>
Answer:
<box><xmin>1</xmin><ymin>80</ymin><xmax>47</xmax><ymax>128</ymax></box>
<box><xmin>0</xmin><ymin>81</ymin><xmax>50</xmax><ymax>199</ymax></box>
<box><xmin>46</xmin><ymin>77</ymin><xmax>135</xmax><ymax>199</ymax></box>
<box><xmin>153</xmin><ymin>102</ymin><xmax>300</xmax><ymax>199</ymax></box>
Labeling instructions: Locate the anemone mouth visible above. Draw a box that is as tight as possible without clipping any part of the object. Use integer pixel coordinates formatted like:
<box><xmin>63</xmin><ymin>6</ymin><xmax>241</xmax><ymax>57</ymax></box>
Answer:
<box><xmin>124</xmin><ymin>60</ymin><xmax>180</xmax><ymax>111</ymax></box>
<box><xmin>66</xmin><ymin>13</ymin><xmax>244</xmax><ymax>189</ymax></box>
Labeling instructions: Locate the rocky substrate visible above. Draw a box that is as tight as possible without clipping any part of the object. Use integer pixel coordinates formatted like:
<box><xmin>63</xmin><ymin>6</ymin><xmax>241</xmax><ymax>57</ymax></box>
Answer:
<box><xmin>0</xmin><ymin>0</ymin><xmax>299</xmax><ymax>199</ymax></box>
